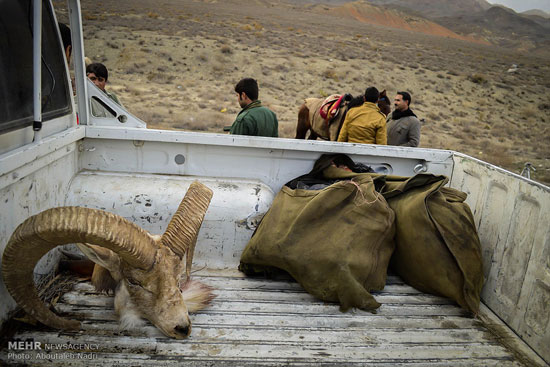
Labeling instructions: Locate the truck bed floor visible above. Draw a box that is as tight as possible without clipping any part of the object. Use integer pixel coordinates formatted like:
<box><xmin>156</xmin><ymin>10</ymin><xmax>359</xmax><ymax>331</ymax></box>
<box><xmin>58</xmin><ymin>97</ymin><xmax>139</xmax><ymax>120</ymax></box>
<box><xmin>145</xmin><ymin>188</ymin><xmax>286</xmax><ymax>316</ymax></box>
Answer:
<box><xmin>1</xmin><ymin>269</ymin><xmax>526</xmax><ymax>366</ymax></box>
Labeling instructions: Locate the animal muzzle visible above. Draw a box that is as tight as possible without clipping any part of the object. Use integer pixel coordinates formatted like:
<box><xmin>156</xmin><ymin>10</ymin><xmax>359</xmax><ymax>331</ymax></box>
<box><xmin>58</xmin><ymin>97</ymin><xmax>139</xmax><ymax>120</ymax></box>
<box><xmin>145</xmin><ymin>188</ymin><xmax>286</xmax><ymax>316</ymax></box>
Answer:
<box><xmin>157</xmin><ymin>315</ymin><xmax>192</xmax><ymax>339</ymax></box>
<box><xmin>174</xmin><ymin>324</ymin><xmax>192</xmax><ymax>338</ymax></box>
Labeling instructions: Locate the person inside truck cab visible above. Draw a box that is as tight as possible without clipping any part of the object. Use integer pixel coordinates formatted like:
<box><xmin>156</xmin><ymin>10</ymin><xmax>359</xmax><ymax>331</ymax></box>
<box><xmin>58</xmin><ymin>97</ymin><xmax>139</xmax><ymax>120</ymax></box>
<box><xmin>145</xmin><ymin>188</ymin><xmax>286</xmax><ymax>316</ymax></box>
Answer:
<box><xmin>86</xmin><ymin>62</ymin><xmax>124</xmax><ymax>117</ymax></box>
<box><xmin>227</xmin><ymin>78</ymin><xmax>278</xmax><ymax>137</ymax></box>
<box><xmin>58</xmin><ymin>22</ymin><xmax>72</xmax><ymax>64</ymax></box>
<box><xmin>58</xmin><ymin>22</ymin><xmax>77</xmax><ymax>95</ymax></box>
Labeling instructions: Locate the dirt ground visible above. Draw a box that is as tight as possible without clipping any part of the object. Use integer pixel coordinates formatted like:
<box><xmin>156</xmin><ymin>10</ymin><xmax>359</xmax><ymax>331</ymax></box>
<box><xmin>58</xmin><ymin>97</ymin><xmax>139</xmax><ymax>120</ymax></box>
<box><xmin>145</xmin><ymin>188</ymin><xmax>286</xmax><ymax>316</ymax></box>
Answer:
<box><xmin>54</xmin><ymin>0</ymin><xmax>550</xmax><ymax>185</ymax></box>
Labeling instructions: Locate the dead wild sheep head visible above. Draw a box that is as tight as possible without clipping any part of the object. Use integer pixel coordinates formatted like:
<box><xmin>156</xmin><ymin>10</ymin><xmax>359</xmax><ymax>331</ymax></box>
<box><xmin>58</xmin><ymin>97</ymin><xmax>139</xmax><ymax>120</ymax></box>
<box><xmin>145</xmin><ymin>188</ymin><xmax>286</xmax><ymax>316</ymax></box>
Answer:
<box><xmin>2</xmin><ymin>181</ymin><xmax>215</xmax><ymax>339</ymax></box>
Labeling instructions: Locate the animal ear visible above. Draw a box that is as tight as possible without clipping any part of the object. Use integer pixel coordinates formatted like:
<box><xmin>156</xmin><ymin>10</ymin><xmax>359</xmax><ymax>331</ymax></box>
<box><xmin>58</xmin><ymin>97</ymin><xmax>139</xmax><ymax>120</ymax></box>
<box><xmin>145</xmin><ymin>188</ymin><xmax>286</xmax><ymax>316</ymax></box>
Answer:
<box><xmin>380</xmin><ymin>90</ymin><xmax>386</xmax><ymax>96</ymax></box>
<box><xmin>76</xmin><ymin>243</ymin><xmax>120</xmax><ymax>273</ymax></box>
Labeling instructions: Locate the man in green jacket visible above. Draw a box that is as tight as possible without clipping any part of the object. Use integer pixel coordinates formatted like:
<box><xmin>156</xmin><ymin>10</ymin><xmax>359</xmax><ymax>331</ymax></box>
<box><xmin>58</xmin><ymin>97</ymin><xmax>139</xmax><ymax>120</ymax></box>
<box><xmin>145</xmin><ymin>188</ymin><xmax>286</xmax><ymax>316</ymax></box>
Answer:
<box><xmin>228</xmin><ymin>78</ymin><xmax>278</xmax><ymax>137</ymax></box>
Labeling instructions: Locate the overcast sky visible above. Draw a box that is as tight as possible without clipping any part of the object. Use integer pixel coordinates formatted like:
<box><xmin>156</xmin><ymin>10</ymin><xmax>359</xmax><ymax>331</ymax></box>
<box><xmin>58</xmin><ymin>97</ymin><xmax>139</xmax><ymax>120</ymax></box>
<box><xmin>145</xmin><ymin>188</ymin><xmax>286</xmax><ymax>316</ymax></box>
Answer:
<box><xmin>486</xmin><ymin>0</ymin><xmax>550</xmax><ymax>12</ymax></box>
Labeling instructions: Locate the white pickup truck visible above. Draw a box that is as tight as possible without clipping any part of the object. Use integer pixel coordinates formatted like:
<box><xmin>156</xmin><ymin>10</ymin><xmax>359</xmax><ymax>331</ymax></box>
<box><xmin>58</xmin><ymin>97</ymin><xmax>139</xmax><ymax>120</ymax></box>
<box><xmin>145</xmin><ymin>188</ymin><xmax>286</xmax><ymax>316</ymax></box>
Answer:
<box><xmin>0</xmin><ymin>1</ymin><xmax>548</xmax><ymax>366</ymax></box>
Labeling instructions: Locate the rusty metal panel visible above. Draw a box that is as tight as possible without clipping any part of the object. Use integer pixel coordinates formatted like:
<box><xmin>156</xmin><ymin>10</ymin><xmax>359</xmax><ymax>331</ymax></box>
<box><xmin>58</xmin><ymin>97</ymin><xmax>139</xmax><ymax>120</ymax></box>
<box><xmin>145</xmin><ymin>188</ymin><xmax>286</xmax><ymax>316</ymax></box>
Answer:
<box><xmin>450</xmin><ymin>153</ymin><xmax>550</xmax><ymax>364</ymax></box>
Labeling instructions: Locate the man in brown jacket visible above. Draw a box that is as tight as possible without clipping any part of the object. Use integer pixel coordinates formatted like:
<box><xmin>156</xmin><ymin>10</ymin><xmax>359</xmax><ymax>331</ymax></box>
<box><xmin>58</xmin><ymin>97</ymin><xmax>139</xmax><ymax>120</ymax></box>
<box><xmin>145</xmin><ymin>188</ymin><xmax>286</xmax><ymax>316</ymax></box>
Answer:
<box><xmin>386</xmin><ymin>91</ymin><xmax>421</xmax><ymax>147</ymax></box>
<box><xmin>337</xmin><ymin>87</ymin><xmax>387</xmax><ymax>145</ymax></box>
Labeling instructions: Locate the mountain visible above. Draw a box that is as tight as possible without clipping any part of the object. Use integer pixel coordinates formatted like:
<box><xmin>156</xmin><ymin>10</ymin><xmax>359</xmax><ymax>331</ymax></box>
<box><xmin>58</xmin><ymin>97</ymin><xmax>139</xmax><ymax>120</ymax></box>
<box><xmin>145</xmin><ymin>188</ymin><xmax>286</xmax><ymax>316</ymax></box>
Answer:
<box><xmin>520</xmin><ymin>10</ymin><xmax>550</xmax><ymax>30</ymax></box>
<box><xmin>351</xmin><ymin>0</ymin><xmax>550</xmax><ymax>52</ymax></box>
<box><xmin>366</xmin><ymin>0</ymin><xmax>492</xmax><ymax>18</ymax></box>
<box><xmin>297</xmin><ymin>0</ymin><xmax>550</xmax><ymax>52</ymax></box>
<box><xmin>522</xmin><ymin>9</ymin><xmax>550</xmax><ymax>18</ymax></box>
<box><xmin>312</xmin><ymin>1</ymin><xmax>489</xmax><ymax>44</ymax></box>
<box><xmin>436</xmin><ymin>6</ymin><xmax>550</xmax><ymax>51</ymax></box>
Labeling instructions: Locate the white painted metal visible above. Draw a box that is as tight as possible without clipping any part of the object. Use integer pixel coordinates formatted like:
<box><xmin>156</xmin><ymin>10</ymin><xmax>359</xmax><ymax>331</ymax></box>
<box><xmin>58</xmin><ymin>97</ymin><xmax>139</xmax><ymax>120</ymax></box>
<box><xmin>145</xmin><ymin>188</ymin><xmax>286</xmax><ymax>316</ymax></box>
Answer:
<box><xmin>0</xmin><ymin>126</ymin><xmax>84</xmax><ymax>188</ymax></box>
<box><xmin>67</xmin><ymin>0</ymin><xmax>89</xmax><ymax>126</ymax></box>
<box><xmin>32</xmin><ymin>0</ymin><xmax>43</xmax><ymax>141</ymax></box>
<box><xmin>64</xmin><ymin>172</ymin><xmax>274</xmax><ymax>268</ymax></box>
<box><xmin>81</xmin><ymin>126</ymin><xmax>454</xmax><ymax>194</ymax></box>
<box><xmin>0</xmin><ymin>115</ymin><xmax>75</xmax><ymax>157</ymax></box>
<box><xmin>67</xmin><ymin>0</ymin><xmax>146</xmax><ymax>129</ymax></box>
<box><xmin>0</xmin><ymin>269</ymin><xmax>529</xmax><ymax>366</ymax></box>
<box><xmin>0</xmin><ymin>128</ymin><xmax>35</xmax><ymax>156</ymax></box>
<box><xmin>0</xmin><ymin>144</ymin><xmax>80</xmax><ymax>324</ymax></box>
<box><xmin>450</xmin><ymin>153</ymin><xmax>550</xmax><ymax>364</ymax></box>
<box><xmin>1</xmin><ymin>126</ymin><xmax>547</xmax><ymax>365</ymax></box>
<box><xmin>1</xmin><ymin>127</ymin><xmax>548</xmax><ymax>365</ymax></box>
<box><xmin>86</xmin><ymin>79</ymin><xmax>147</xmax><ymax>128</ymax></box>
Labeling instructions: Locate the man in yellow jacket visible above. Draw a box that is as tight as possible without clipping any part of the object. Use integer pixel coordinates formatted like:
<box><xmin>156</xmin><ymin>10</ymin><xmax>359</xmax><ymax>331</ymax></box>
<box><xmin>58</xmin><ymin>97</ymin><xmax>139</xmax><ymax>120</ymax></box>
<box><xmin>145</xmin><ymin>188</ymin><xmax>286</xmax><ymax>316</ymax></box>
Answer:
<box><xmin>337</xmin><ymin>87</ymin><xmax>387</xmax><ymax>145</ymax></box>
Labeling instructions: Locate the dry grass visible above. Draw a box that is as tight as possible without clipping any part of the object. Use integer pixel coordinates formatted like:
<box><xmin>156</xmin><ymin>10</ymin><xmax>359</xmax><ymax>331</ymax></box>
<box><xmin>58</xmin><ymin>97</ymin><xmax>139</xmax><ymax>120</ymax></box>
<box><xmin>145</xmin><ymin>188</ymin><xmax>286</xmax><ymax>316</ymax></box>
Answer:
<box><xmin>478</xmin><ymin>140</ymin><xmax>516</xmax><ymax>168</ymax></box>
<box><xmin>321</xmin><ymin>68</ymin><xmax>340</xmax><ymax>81</ymax></box>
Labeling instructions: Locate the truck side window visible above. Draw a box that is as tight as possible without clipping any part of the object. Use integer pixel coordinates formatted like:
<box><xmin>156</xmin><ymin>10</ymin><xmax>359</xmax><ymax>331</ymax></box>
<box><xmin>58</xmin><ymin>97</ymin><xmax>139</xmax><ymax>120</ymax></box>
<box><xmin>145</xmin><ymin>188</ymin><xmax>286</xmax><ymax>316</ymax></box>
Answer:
<box><xmin>0</xmin><ymin>1</ymin><xmax>71</xmax><ymax>135</ymax></box>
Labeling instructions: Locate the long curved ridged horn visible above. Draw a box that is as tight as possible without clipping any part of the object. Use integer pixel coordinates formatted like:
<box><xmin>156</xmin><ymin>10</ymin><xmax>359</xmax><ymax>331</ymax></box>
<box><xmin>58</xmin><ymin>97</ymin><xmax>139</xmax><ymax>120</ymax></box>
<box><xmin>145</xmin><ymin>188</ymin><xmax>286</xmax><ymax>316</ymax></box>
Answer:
<box><xmin>161</xmin><ymin>182</ymin><xmax>213</xmax><ymax>277</ymax></box>
<box><xmin>2</xmin><ymin>207</ymin><xmax>157</xmax><ymax>331</ymax></box>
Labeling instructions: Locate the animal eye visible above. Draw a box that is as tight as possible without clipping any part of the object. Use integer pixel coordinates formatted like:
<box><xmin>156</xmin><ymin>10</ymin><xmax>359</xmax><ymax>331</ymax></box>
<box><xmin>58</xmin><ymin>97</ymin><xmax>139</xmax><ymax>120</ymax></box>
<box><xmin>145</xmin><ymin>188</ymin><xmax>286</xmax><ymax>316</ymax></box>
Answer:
<box><xmin>126</xmin><ymin>278</ymin><xmax>141</xmax><ymax>287</ymax></box>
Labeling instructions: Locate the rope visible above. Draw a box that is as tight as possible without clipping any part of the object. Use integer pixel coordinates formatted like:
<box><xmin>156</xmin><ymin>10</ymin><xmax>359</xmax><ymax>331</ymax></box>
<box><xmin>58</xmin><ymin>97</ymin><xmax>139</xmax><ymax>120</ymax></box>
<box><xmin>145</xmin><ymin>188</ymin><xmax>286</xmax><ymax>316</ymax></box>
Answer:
<box><xmin>347</xmin><ymin>179</ymin><xmax>380</xmax><ymax>206</ymax></box>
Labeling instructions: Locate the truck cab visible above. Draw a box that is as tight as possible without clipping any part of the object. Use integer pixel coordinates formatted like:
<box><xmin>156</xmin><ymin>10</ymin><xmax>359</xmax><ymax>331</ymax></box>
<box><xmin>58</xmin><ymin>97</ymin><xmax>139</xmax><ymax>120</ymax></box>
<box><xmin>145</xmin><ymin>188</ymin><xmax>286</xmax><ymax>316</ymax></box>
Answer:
<box><xmin>0</xmin><ymin>1</ymin><xmax>549</xmax><ymax>366</ymax></box>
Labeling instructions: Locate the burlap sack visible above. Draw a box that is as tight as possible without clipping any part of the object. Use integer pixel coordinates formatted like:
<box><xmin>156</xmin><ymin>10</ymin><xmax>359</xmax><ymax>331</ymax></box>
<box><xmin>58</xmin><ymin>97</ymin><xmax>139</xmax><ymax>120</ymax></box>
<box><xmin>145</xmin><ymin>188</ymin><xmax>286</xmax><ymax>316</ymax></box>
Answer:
<box><xmin>381</xmin><ymin>174</ymin><xmax>484</xmax><ymax>313</ymax></box>
<box><xmin>239</xmin><ymin>168</ymin><xmax>395</xmax><ymax>311</ymax></box>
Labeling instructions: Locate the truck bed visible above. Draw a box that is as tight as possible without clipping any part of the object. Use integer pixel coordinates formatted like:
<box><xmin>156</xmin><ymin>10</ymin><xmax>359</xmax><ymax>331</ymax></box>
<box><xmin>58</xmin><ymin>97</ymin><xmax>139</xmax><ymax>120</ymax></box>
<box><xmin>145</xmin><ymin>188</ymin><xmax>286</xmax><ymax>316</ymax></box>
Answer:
<box><xmin>2</xmin><ymin>268</ymin><xmax>527</xmax><ymax>366</ymax></box>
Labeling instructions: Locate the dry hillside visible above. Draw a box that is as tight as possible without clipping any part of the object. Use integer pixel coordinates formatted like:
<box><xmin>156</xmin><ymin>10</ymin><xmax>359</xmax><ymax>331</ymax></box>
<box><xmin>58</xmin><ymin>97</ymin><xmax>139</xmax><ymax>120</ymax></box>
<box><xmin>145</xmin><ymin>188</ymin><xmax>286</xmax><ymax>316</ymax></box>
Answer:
<box><xmin>54</xmin><ymin>0</ymin><xmax>550</xmax><ymax>185</ymax></box>
<box><xmin>367</xmin><ymin>0</ymin><xmax>492</xmax><ymax>18</ymax></box>
<box><xmin>317</xmin><ymin>2</ymin><xmax>489</xmax><ymax>44</ymax></box>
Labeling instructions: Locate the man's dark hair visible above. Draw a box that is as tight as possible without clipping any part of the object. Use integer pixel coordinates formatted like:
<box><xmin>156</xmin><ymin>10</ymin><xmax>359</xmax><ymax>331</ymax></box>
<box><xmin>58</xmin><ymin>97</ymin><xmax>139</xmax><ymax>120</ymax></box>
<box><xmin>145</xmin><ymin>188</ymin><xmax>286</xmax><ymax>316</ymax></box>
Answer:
<box><xmin>58</xmin><ymin>22</ymin><xmax>71</xmax><ymax>51</ymax></box>
<box><xmin>235</xmin><ymin>78</ymin><xmax>259</xmax><ymax>101</ymax></box>
<box><xmin>86</xmin><ymin>63</ymin><xmax>109</xmax><ymax>81</ymax></box>
<box><xmin>397</xmin><ymin>91</ymin><xmax>412</xmax><ymax>106</ymax></box>
<box><xmin>364</xmin><ymin>87</ymin><xmax>379</xmax><ymax>103</ymax></box>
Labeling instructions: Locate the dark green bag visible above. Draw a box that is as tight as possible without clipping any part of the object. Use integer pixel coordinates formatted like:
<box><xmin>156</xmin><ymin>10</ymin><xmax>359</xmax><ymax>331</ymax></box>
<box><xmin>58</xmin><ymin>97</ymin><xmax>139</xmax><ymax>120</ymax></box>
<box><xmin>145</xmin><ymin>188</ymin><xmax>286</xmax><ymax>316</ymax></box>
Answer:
<box><xmin>381</xmin><ymin>174</ymin><xmax>484</xmax><ymax>313</ymax></box>
<box><xmin>239</xmin><ymin>166</ymin><xmax>396</xmax><ymax>311</ymax></box>
<box><xmin>240</xmin><ymin>152</ymin><xmax>483</xmax><ymax>313</ymax></box>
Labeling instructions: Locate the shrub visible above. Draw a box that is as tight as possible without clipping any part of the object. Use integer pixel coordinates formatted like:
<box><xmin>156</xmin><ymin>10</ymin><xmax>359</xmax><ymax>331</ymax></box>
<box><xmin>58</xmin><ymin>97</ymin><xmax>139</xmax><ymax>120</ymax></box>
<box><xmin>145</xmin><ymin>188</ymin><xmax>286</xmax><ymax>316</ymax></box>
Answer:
<box><xmin>220</xmin><ymin>45</ymin><xmax>232</xmax><ymax>54</ymax></box>
<box><xmin>83</xmin><ymin>13</ymin><xmax>98</xmax><ymax>21</ymax></box>
<box><xmin>321</xmin><ymin>68</ymin><xmax>339</xmax><ymax>81</ymax></box>
<box><xmin>482</xmin><ymin>141</ymin><xmax>515</xmax><ymax>168</ymax></box>
<box><xmin>469</xmin><ymin>73</ymin><xmax>487</xmax><ymax>84</ymax></box>
<box><xmin>427</xmin><ymin>111</ymin><xmax>441</xmax><ymax>121</ymax></box>
<box><xmin>521</xmin><ymin>107</ymin><xmax>537</xmax><ymax>119</ymax></box>
<box><xmin>196</xmin><ymin>53</ymin><xmax>208</xmax><ymax>62</ymax></box>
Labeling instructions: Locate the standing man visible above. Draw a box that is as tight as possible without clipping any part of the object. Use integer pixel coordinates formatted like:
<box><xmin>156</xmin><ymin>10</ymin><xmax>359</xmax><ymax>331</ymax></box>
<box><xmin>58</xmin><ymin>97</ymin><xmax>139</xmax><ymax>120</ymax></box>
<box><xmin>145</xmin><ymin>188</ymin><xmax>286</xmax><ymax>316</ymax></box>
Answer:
<box><xmin>337</xmin><ymin>87</ymin><xmax>387</xmax><ymax>145</ymax></box>
<box><xmin>228</xmin><ymin>78</ymin><xmax>278</xmax><ymax>137</ymax></box>
<box><xmin>387</xmin><ymin>91</ymin><xmax>421</xmax><ymax>147</ymax></box>
<box><xmin>86</xmin><ymin>62</ymin><xmax>124</xmax><ymax>117</ymax></box>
